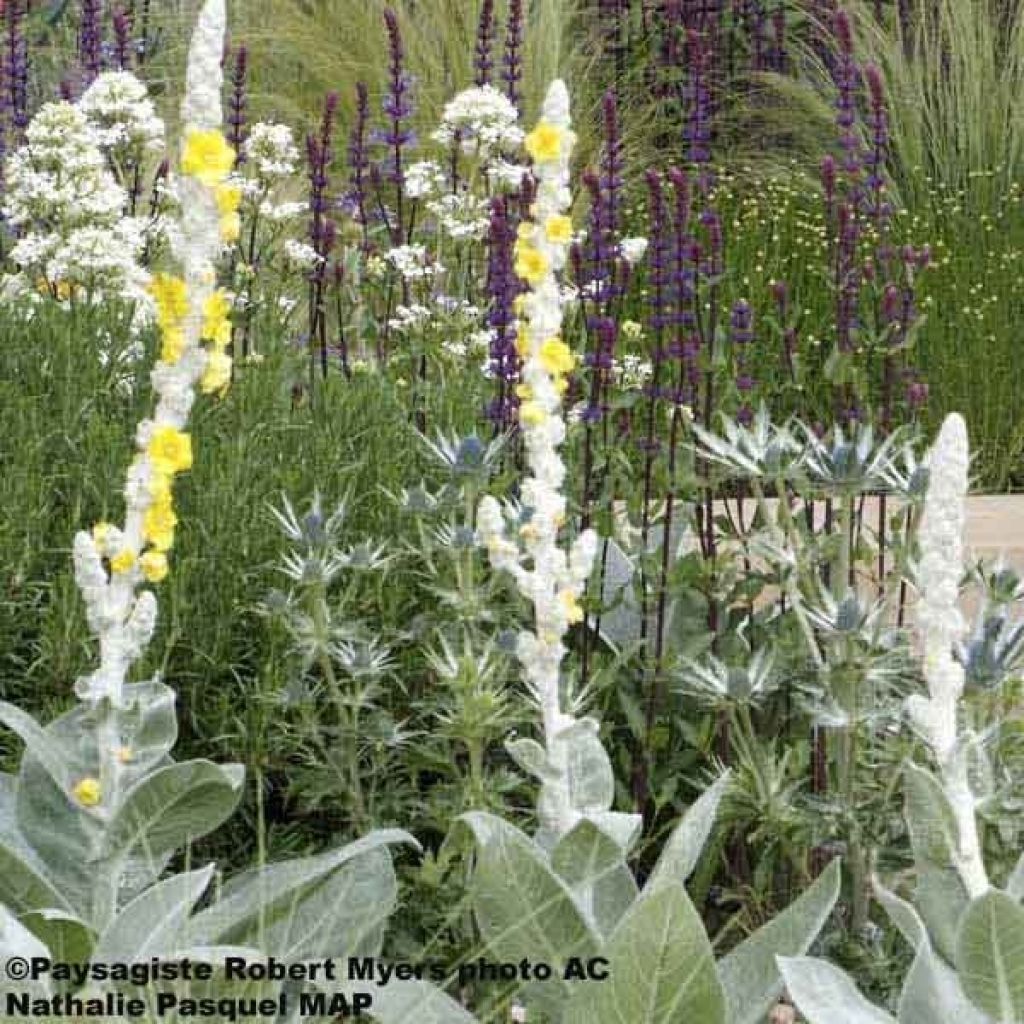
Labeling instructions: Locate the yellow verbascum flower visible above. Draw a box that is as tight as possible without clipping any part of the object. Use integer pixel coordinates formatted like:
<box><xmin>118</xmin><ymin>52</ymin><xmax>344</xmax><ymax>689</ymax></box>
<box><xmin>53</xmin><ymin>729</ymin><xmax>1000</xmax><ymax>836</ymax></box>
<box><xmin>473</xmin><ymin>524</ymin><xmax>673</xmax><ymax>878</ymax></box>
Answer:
<box><xmin>202</xmin><ymin>290</ymin><xmax>232</xmax><ymax>348</ymax></box>
<box><xmin>91</xmin><ymin>521</ymin><xmax>115</xmax><ymax>546</ymax></box>
<box><xmin>215</xmin><ymin>183</ymin><xmax>242</xmax><ymax>216</ymax></box>
<box><xmin>149</xmin><ymin>274</ymin><xmax>188</xmax><ymax>326</ymax></box>
<box><xmin>524</xmin><ymin>122</ymin><xmax>565</xmax><ymax>163</ymax></box>
<box><xmin>544</xmin><ymin>215</ymin><xmax>572</xmax><ymax>244</ymax></box>
<box><xmin>216</xmin><ymin>187</ymin><xmax>243</xmax><ymax>243</ymax></box>
<box><xmin>147</xmin><ymin>426</ymin><xmax>193</xmax><ymax>476</ymax></box>
<box><xmin>139</xmin><ymin>550</ymin><xmax>169</xmax><ymax>583</ymax></box>
<box><xmin>109</xmin><ymin>549</ymin><xmax>137</xmax><ymax>574</ymax></box>
<box><xmin>559</xmin><ymin>588</ymin><xmax>584</xmax><ymax>624</ymax></box>
<box><xmin>161</xmin><ymin>325</ymin><xmax>186</xmax><ymax>364</ymax></box>
<box><xmin>521</xmin><ymin>402</ymin><xmax>547</xmax><ymax>427</ymax></box>
<box><xmin>181</xmin><ymin>129</ymin><xmax>236</xmax><ymax>186</ymax></box>
<box><xmin>220</xmin><ymin>212</ymin><xmax>241</xmax><ymax>243</ymax></box>
<box><xmin>515</xmin><ymin>325</ymin><xmax>532</xmax><ymax>358</ymax></box>
<box><xmin>72</xmin><ymin>777</ymin><xmax>102</xmax><ymax>807</ymax></box>
<box><xmin>143</xmin><ymin>500</ymin><xmax>177</xmax><ymax>552</ymax></box>
<box><xmin>515</xmin><ymin>245</ymin><xmax>549</xmax><ymax>285</ymax></box>
<box><xmin>538</xmin><ymin>337</ymin><xmax>575</xmax><ymax>376</ymax></box>
<box><xmin>147</xmin><ymin>471</ymin><xmax>172</xmax><ymax>506</ymax></box>
<box><xmin>200</xmin><ymin>351</ymin><xmax>232</xmax><ymax>396</ymax></box>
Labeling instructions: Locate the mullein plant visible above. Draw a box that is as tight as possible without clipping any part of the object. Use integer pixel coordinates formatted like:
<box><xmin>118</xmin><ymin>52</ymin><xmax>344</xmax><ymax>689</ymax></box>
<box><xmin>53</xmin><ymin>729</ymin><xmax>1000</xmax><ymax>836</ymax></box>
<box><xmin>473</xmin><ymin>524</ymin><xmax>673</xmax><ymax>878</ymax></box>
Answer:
<box><xmin>0</xmin><ymin>0</ymin><xmax>243</xmax><ymax>937</ymax></box>
<box><xmin>476</xmin><ymin>80</ymin><xmax>617</xmax><ymax>848</ymax></box>
<box><xmin>456</xmin><ymin>83</ymin><xmax>842</xmax><ymax>1024</ymax></box>
<box><xmin>779</xmin><ymin>413</ymin><xmax>1024</xmax><ymax>1024</ymax></box>
<box><xmin>0</xmin><ymin>3</ymin><xmax>414</xmax><ymax>1010</ymax></box>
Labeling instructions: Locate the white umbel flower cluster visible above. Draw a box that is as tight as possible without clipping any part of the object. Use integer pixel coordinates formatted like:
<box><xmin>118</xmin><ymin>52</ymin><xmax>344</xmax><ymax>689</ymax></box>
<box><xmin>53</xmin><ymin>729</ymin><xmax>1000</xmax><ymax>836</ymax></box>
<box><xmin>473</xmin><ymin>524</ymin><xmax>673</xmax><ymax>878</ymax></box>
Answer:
<box><xmin>2</xmin><ymin>101</ymin><xmax>153</xmax><ymax>319</ymax></box>
<box><xmin>78</xmin><ymin>71</ymin><xmax>165</xmax><ymax>165</ymax></box>
<box><xmin>242</xmin><ymin>121</ymin><xmax>300</xmax><ymax>180</ymax></box>
<box><xmin>477</xmin><ymin>81</ymin><xmax>597</xmax><ymax>841</ymax></box>
<box><xmin>905</xmin><ymin>412</ymin><xmax>989</xmax><ymax>897</ymax></box>
<box><xmin>72</xmin><ymin>0</ymin><xmax>230</xmax><ymax>711</ymax></box>
<box><xmin>432</xmin><ymin>85</ymin><xmax>524</xmax><ymax>156</ymax></box>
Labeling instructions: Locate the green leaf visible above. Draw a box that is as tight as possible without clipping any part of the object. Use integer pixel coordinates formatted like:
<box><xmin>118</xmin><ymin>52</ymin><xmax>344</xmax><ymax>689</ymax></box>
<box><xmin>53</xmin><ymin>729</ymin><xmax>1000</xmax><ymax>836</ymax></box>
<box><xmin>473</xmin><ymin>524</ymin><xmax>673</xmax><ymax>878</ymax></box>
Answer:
<box><xmin>102</xmin><ymin>760</ymin><xmax>244</xmax><ymax>862</ymax></box>
<box><xmin>505</xmin><ymin>737</ymin><xmax>557</xmax><ymax>781</ymax></box>
<box><xmin>777</xmin><ymin>957</ymin><xmax>898</xmax><ymax>1024</ymax></box>
<box><xmin>903</xmin><ymin>761</ymin><xmax>960</xmax><ymax>866</ymax></box>
<box><xmin>454</xmin><ymin>812</ymin><xmax>599</xmax><ymax>1016</ymax></box>
<box><xmin>719</xmin><ymin>858</ymin><xmax>840</xmax><ymax>1024</ymax></box>
<box><xmin>551</xmin><ymin>819</ymin><xmax>639</xmax><ymax>938</ymax></box>
<box><xmin>899</xmin><ymin>940</ymin><xmax>989</xmax><ymax>1024</ymax></box>
<box><xmin>563</xmin><ymin>882</ymin><xmax>726</xmax><ymax>1024</ymax></box>
<box><xmin>902</xmin><ymin>761</ymin><xmax>971</xmax><ymax>961</ymax></box>
<box><xmin>955</xmin><ymin>889</ymin><xmax>1024</xmax><ymax>1022</ymax></box>
<box><xmin>1007</xmin><ymin>851</ymin><xmax>1024</xmax><ymax>902</ymax></box>
<box><xmin>331</xmin><ymin>980</ymin><xmax>480</xmax><ymax>1023</ymax></box>
<box><xmin>646</xmin><ymin>771</ymin><xmax>731</xmax><ymax>891</ymax></box>
<box><xmin>0</xmin><ymin>777</ymin><xmax>71</xmax><ymax>914</ymax></box>
<box><xmin>873</xmin><ymin>878</ymin><xmax>928</xmax><ymax>950</ymax></box>
<box><xmin>915</xmin><ymin>864</ymin><xmax>970</xmax><ymax>965</ymax></box>
<box><xmin>18</xmin><ymin>909</ymin><xmax>92</xmax><ymax>965</ymax></box>
<box><xmin>0</xmin><ymin>904</ymin><xmax>52</xmax><ymax>999</ymax></box>
<box><xmin>873</xmin><ymin>879</ymin><xmax>987</xmax><ymax>1024</ymax></box>
<box><xmin>93</xmin><ymin>865</ymin><xmax>215</xmax><ymax>962</ymax></box>
<box><xmin>190</xmin><ymin>830</ymin><xmax>416</xmax><ymax>961</ymax></box>
<box><xmin>0</xmin><ymin>701</ymin><xmax>73</xmax><ymax>791</ymax></box>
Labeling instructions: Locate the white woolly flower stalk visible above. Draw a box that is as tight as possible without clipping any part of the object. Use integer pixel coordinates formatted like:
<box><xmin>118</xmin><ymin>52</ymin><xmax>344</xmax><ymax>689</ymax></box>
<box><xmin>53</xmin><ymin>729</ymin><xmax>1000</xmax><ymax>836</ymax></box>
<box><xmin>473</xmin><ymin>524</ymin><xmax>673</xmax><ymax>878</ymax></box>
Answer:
<box><xmin>70</xmin><ymin>0</ymin><xmax>232</xmax><ymax>816</ymax></box>
<box><xmin>477</xmin><ymin>81</ymin><xmax>597</xmax><ymax>841</ymax></box>
<box><xmin>906</xmin><ymin>412</ymin><xmax>989</xmax><ymax>897</ymax></box>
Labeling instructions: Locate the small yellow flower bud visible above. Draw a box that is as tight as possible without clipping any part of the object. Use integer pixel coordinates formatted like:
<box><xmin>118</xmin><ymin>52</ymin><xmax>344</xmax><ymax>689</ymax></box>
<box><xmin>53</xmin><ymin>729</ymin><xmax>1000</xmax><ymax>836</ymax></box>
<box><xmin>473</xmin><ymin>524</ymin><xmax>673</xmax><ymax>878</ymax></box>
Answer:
<box><xmin>72</xmin><ymin>777</ymin><xmax>102</xmax><ymax>807</ymax></box>
<box><xmin>109</xmin><ymin>549</ymin><xmax>137</xmax><ymax>574</ymax></box>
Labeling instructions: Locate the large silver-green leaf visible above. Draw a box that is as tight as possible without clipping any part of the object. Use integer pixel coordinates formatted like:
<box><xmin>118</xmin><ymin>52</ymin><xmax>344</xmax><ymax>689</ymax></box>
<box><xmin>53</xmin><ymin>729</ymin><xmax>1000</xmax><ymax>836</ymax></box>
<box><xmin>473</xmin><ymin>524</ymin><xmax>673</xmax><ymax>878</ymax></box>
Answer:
<box><xmin>93</xmin><ymin>865</ymin><xmax>215</xmax><ymax>962</ymax></box>
<box><xmin>19</xmin><ymin>909</ymin><xmax>93</xmax><ymax>965</ymax></box>
<box><xmin>874</xmin><ymin>878</ymin><xmax>928</xmax><ymax>949</ymax></box>
<box><xmin>0</xmin><ymin>776</ymin><xmax>71</xmax><ymax>914</ymax></box>
<box><xmin>777</xmin><ymin>957</ymin><xmax>898</xmax><ymax>1024</ymax></box>
<box><xmin>551</xmin><ymin>819</ymin><xmax>638</xmax><ymax>938</ymax></box>
<box><xmin>955</xmin><ymin>889</ymin><xmax>1024</xmax><ymax>1022</ymax></box>
<box><xmin>873</xmin><ymin>880</ymin><xmax>988</xmax><ymax>1024</ymax></box>
<box><xmin>190</xmin><ymin>830</ymin><xmax>416</xmax><ymax>961</ymax></box>
<box><xmin>1007</xmin><ymin>852</ymin><xmax>1024</xmax><ymax>903</ymax></box>
<box><xmin>915</xmin><ymin>863</ymin><xmax>970</xmax><ymax>964</ymax></box>
<box><xmin>718</xmin><ymin>858</ymin><xmax>840</xmax><ymax>1024</ymax></box>
<box><xmin>563</xmin><ymin>882</ymin><xmax>726</xmax><ymax>1024</ymax></box>
<box><xmin>903</xmin><ymin>762</ymin><xmax>961</xmax><ymax>867</ymax></box>
<box><xmin>102</xmin><ymin>759</ymin><xmax>244</xmax><ymax>862</ymax></box>
<box><xmin>326</xmin><ymin>980</ymin><xmax>480</xmax><ymax>1023</ymax></box>
<box><xmin>902</xmin><ymin>764</ymin><xmax>972</xmax><ymax>963</ymax></box>
<box><xmin>646</xmin><ymin>771</ymin><xmax>732</xmax><ymax>891</ymax></box>
<box><xmin>0</xmin><ymin>904</ymin><xmax>52</xmax><ymax>999</ymax></box>
<box><xmin>0</xmin><ymin>701</ymin><xmax>74</xmax><ymax>791</ymax></box>
<box><xmin>16</xmin><ymin>752</ymin><xmax>105</xmax><ymax>923</ymax></box>
<box><xmin>552</xmin><ymin>718</ymin><xmax>614</xmax><ymax>811</ymax></box>
<box><xmin>505</xmin><ymin>738</ymin><xmax>557</xmax><ymax>782</ymax></box>
<box><xmin>112</xmin><ymin>680</ymin><xmax>179</xmax><ymax>783</ymax></box>
<box><xmin>455</xmin><ymin>812</ymin><xmax>599</xmax><ymax>1016</ymax></box>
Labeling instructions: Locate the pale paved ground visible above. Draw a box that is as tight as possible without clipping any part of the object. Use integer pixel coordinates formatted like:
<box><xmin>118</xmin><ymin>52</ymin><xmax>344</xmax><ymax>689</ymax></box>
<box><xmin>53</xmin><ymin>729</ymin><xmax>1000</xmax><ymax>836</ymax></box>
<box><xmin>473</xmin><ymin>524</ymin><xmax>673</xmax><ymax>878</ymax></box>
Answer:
<box><xmin>960</xmin><ymin>495</ymin><xmax>1024</xmax><ymax>568</ymax></box>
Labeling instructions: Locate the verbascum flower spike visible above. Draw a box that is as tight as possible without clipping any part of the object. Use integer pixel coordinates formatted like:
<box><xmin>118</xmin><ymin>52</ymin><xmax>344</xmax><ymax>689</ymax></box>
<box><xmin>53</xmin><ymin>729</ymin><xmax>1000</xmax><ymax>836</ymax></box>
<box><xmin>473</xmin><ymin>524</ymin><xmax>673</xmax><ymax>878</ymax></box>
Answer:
<box><xmin>478</xmin><ymin>80</ymin><xmax>596</xmax><ymax>842</ymax></box>
<box><xmin>72</xmin><ymin>0</ymin><xmax>231</xmax><ymax>715</ymax></box>
<box><xmin>905</xmin><ymin>412</ymin><xmax>989</xmax><ymax>897</ymax></box>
